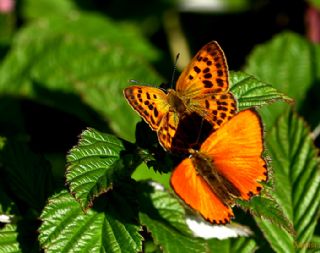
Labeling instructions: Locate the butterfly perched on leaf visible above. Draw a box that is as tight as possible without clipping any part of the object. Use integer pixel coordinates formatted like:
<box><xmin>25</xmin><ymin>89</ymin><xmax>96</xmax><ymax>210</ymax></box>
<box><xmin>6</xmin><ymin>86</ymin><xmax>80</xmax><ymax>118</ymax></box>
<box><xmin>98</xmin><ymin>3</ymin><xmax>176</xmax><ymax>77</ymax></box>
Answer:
<box><xmin>124</xmin><ymin>41</ymin><xmax>237</xmax><ymax>152</ymax></box>
<box><xmin>170</xmin><ymin>109</ymin><xmax>268</xmax><ymax>224</ymax></box>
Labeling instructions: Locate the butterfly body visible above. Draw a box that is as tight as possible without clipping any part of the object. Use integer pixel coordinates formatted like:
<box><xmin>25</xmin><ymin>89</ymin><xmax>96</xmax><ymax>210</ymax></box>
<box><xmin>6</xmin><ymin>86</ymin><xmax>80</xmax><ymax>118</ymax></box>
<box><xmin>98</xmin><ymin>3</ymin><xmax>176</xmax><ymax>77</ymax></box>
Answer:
<box><xmin>166</xmin><ymin>89</ymin><xmax>188</xmax><ymax>115</ymax></box>
<box><xmin>124</xmin><ymin>41</ymin><xmax>237</xmax><ymax>151</ymax></box>
<box><xmin>191</xmin><ymin>151</ymin><xmax>242</xmax><ymax>206</ymax></box>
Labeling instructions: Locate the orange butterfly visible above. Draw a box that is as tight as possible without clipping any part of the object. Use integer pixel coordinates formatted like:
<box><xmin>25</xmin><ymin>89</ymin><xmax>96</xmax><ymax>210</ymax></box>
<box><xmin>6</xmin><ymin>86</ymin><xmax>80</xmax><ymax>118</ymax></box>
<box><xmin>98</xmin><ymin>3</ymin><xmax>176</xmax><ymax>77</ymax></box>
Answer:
<box><xmin>170</xmin><ymin>109</ymin><xmax>267</xmax><ymax>224</ymax></box>
<box><xmin>124</xmin><ymin>41</ymin><xmax>237</xmax><ymax>151</ymax></box>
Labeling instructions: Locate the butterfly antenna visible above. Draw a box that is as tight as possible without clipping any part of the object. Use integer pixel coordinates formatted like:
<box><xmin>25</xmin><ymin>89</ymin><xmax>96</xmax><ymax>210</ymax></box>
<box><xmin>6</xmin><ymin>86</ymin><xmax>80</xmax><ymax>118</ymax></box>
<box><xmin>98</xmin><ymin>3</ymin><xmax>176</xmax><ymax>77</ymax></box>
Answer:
<box><xmin>170</xmin><ymin>53</ymin><xmax>180</xmax><ymax>89</ymax></box>
<box><xmin>195</xmin><ymin>118</ymin><xmax>205</xmax><ymax>146</ymax></box>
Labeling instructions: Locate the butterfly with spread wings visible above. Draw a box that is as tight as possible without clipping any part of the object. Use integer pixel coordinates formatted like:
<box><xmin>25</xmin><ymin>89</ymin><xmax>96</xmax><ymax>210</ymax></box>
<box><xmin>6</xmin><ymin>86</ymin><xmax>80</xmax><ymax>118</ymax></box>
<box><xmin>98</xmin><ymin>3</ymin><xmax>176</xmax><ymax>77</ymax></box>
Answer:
<box><xmin>124</xmin><ymin>41</ymin><xmax>237</xmax><ymax>152</ymax></box>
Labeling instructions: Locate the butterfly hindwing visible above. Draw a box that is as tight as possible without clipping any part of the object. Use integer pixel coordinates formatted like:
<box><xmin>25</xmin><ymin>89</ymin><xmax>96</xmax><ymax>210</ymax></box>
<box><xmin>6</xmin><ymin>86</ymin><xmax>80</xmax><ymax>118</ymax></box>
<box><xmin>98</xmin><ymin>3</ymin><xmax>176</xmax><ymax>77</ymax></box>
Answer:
<box><xmin>124</xmin><ymin>86</ymin><xmax>169</xmax><ymax>130</ymax></box>
<box><xmin>170</xmin><ymin>158</ymin><xmax>234</xmax><ymax>224</ymax></box>
<box><xmin>157</xmin><ymin>110</ymin><xmax>179</xmax><ymax>151</ymax></box>
<box><xmin>201</xmin><ymin>109</ymin><xmax>267</xmax><ymax>200</ymax></box>
<box><xmin>193</xmin><ymin>92</ymin><xmax>237</xmax><ymax>132</ymax></box>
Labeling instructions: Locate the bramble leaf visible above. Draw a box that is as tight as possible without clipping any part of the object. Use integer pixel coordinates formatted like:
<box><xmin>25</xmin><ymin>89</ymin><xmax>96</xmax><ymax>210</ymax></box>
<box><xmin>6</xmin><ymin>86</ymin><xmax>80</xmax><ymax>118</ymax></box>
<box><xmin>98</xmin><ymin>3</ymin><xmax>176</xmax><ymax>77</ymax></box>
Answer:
<box><xmin>254</xmin><ymin>110</ymin><xmax>320</xmax><ymax>252</ymax></box>
<box><xmin>230</xmin><ymin>71</ymin><xmax>292</xmax><ymax>110</ymax></box>
<box><xmin>0</xmin><ymin>225</ymin><xmax>21</xmax><ymax>253</ymax></box>
<box><xmin>66</xmin><ymin>128</ymin><xmax>136</xmax><ymax>209</ymax></box>
<box><xmin>39</xmin><ymin>190</ymin><xmax>143</xmax><ymax>253</ymax></box>
<box><xmin>137</xmin><ymin>182</ymin><xmax>206</xmax><ymax>253</ymax></box>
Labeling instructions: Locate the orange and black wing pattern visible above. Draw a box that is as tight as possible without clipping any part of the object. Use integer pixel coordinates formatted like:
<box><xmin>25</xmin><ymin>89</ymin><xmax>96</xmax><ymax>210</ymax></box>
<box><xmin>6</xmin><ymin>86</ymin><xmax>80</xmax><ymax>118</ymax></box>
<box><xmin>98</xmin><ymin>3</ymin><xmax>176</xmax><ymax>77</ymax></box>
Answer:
<box><xmin>171</xmin><ymin>109</ymin><xmax>267</xmax><ymax>224</ymax></box>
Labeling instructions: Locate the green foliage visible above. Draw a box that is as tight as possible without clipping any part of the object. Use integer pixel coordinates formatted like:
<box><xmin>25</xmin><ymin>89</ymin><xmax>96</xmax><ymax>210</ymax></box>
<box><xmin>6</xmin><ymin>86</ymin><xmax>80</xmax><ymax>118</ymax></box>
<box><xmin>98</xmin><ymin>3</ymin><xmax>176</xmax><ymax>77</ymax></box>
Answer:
<box><xmin>137</xmin><ymin>183</ymin><xmax>207</xmax><ymax>253</ymax></box>
<box><xmin>0</xmin><ymin>224</ymin><xmax>21</xmax><ymax>253</ymax></box>
<box><xmin>244</xmin><ymin>32</ymin><xmax>320</xmax><ymax>128</ymax></box>
<box><xmin>207</xmin><ymin>237</ymin><xmax>257</xmax><ymax>252</ymax></box>
<box><xmin>236</xmin><ymin>187</ymin><xmax>294</xmax><ymax>235</ymax></box>
<box><xmin>0</xmin><ymin>1</ymin><xmax>320</xmax><ymax>252</ymax></box>
<box><xmin>245</xmin><ymin>32</ymin><xmax>315</xmax><ymax>108</ymax></box>
<box><xmin>254</xmin><ymin>111</ymin><xmax>320</xmax><ymax>253</ymax></box>
<box><xmin>39</xmin><ymin>190</ymin><xmax>143</xmax><ymax>252</ymax></box>
<box><xmin>0</xmin><ymin>12</ymin><xmax>160</xmax><ymax>142</ymax></box>
<box><xmin>229</xmin><ymin>71</ymin><xmax>293</xmax><ymax>110</ymax></box>
<box><xmin>66</xmin><ymin>128</ymin><xmax>132</xmax><ymax>209</ymax></box>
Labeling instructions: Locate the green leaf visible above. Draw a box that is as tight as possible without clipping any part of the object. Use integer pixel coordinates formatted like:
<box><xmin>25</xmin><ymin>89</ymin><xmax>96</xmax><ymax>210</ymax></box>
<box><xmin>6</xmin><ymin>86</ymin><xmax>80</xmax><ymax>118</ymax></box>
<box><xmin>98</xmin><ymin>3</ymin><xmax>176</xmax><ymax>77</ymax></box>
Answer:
<box><xmin>244</xmin><ymin>32</ymin><xmax>314</xmax><ymax>108</ymax></box>
<box><xmin>307</xmin><ymin>236</ymin><xmax>320</xmax><ymax>253</ymax></box>
<box><xmin>66</xmin><ymin>128</ymin><xmax>135</xmax><ymax>210</ymax></box>
<box><xmin>138</xmin><ymin>182</ymin><xmax>206</xmax><ymax>253</ymax></box>
<box><xmin>0</xmin><ymin>212</ymin><xmax>39</xmax><ymax>252</ymax></box>
<box><xmin>137</xmin><ymin>182</ymin><xmax>260</xmax><ymax>252</ymax></box>
<box><xmin>207</xmin><ymin>237</ymin><xmax>257</xmax><ymax>253</ymax></box>
<box><xmin>0</xmin><ymin>138</ymin><xmax>53</xmax><ymax>211</ymax></box>
<box><xmin>254</xmin><ymin>110</ymin><xmax>320</xmax><ymax>253</ymax></box>
<box><xmin>0</xmin><ymin>13</ymin><xmax>161</xmax><ymax>141</ymax></box>
<box><xmin>230</xmin><ymin>71</ymin><xmax>292</xmax><ymax>110</ymax></box>
<box><xmin>132</xmin><ymin>163</ymin><xmax>171</xmax><ymax>189</ymax></box>
<box><xmin>237</xmin><ymin>187</ymin><xmax>294</xmax><ymax>235</ymax></box>
<box><xmin>39</xmin><ymin>190</ymin><xmax>143</xmax><ymax>253</ymax></box>
<box><xmin>22</xmin><ymin>0</ymin><xmax>78</xmax><ymax>19</ymax></box>
<box><xmin>0</xmin><ymin>184</ymin><xmax>36</xmax><ymax>252</ymax></box>
<box><xmin>0</xmin><ymin>224</ymin><xmax>21</xmax><ymax>253</ymax></box>
<box><xmin>243</xmin><ymin>31</ymin><xmax>320</xmax><ymax>129</ymax></box>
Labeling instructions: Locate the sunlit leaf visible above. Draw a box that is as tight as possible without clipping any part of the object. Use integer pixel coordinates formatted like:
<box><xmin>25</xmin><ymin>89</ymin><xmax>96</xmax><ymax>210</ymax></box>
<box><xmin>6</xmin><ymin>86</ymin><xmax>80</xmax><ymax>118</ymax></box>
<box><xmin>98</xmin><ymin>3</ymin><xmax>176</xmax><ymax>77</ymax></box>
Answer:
<box><xmin>39</xmin><ymin>190</ymin><xmax>143</xmax><ymax>252</ymax></box>
<box><xmin>66</xmin><ymin>128</ymin><xmax>134</xmax><ymax>209</ymax></box>
<box><xmin>230</xmin><ymin>71</ymin><xmax>292</xmax><ymax>110</ymax></box>
<box><xmin>254</xmin><ymin>110</ymin><xmax>320</xmax><ymax>252</ymax></box>
<box><xmin>0</xmin><ymin>225</ymin><xmax>21</xmax><ymax>253</ymax></box>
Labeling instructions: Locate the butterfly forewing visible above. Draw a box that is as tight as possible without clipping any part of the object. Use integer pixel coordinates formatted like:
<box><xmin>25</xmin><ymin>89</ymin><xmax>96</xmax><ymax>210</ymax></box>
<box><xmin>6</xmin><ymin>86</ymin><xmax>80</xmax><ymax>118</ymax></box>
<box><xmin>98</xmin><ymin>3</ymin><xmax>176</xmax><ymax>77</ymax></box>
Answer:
<box><xmin>124</xmin><ymin>86</ymin><xmax>169</xmax><ymax>130</ymax></box>
<box><xmin>176</xmin><ymin>41</ymin><xmax>229</xmax><ymax>95</ymax></box>
<box><xmin>170</xmin><ymin>158</ymin><xmax>234</xmax><ymax>224</ymax></box>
